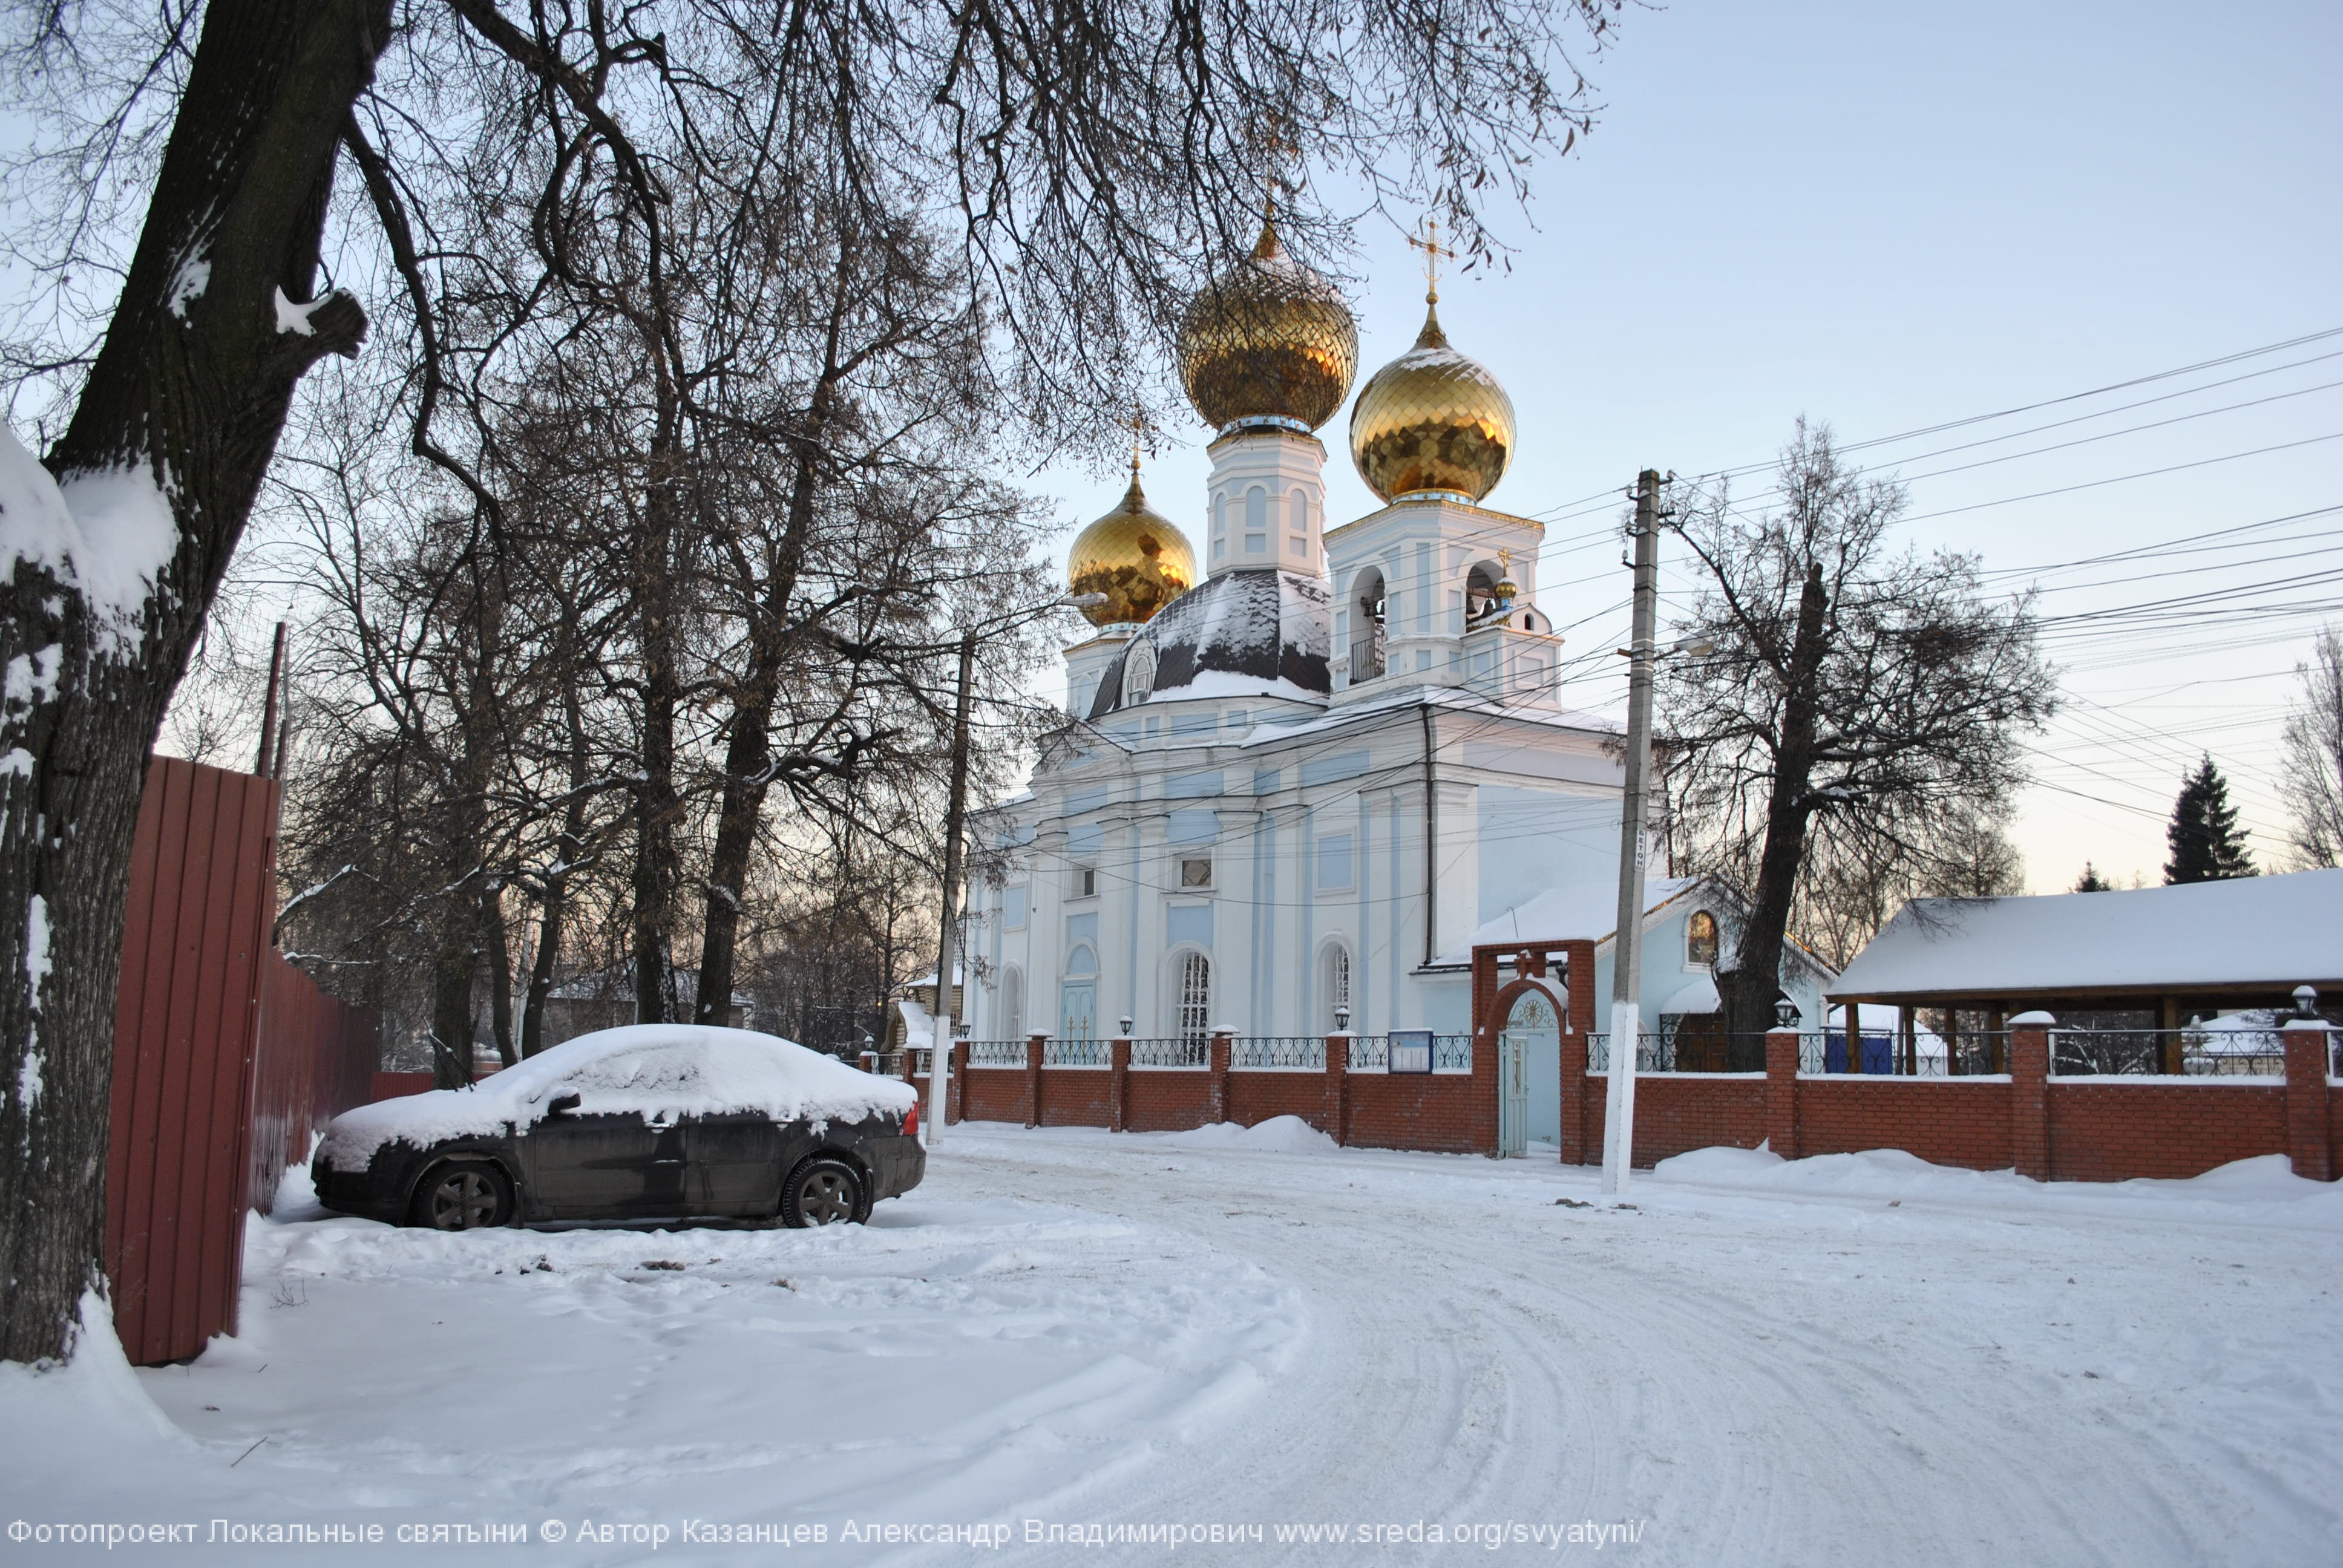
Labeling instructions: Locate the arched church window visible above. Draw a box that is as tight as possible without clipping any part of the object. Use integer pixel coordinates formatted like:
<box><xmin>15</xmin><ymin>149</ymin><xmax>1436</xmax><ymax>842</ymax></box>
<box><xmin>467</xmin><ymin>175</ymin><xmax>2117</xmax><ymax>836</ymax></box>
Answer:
<box><xmin>1176</xmin><ymin>951</ymin><xmax>1211</xmax><ymax>1047</ymax></box>
<box><xmin>1687</xmin><ymin>910</ymin><xmax>1719</xmax><ymax>967</ymax></box>
<box><xmin>1000</xmin><ymin>967</ymin><xmax>1023</xmax><ymax>1042</ymax></box>
<box><xmin>1124</xmin><ymin>641</ymin><xmax>1156</xmax><ymax>704</ymax></box>
<box><xmin>1323</xmin><ymin>944</ymin><xmax>1351</xmax><ymax>1031</ymax></box>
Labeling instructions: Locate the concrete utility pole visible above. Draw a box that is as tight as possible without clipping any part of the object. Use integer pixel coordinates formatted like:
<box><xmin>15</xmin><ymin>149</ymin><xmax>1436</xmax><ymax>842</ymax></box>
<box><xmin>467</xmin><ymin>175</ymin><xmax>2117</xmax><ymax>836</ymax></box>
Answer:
<box><xmin>926</xmin><ymin>630</ymin><xmax>978</xmax><ymax>1146</ymax></box>
<box><xmin>1602</xmin><ymin>470</ymin><xmax>1664</xmax><ymax>1195</ymax></box>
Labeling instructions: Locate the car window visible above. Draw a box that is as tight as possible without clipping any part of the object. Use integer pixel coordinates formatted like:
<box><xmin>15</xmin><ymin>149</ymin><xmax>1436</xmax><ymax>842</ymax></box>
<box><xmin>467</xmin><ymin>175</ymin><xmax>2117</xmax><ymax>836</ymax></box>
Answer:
<box><xmin>539</xmin><ymin>1045</ymin><xmax>706</xmax><ymax>1117</ymax></box>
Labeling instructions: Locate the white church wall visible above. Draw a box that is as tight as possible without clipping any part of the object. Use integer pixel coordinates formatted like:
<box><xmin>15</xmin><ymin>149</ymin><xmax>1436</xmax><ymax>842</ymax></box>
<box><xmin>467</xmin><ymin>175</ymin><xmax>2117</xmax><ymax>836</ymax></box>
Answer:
<box><xmin>1475</xmin><ymin>785</ymin><xmax>1621</xmax><ymax>924</ymax></box>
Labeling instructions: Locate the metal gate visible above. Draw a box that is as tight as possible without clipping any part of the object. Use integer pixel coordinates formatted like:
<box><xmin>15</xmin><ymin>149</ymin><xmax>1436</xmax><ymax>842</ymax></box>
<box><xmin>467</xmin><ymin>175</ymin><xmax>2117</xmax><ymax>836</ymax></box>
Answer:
<box><xmin>1497</xmin><ymin>1030</ymin><xmax>1528</xmax><ymax>1157</ymax></box>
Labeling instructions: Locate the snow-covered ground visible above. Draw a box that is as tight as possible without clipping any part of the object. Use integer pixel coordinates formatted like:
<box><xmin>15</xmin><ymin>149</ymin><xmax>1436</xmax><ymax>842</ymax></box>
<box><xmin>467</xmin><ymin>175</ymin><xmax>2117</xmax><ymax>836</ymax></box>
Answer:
<box><xmin>3</xmin><ymin>1122</ymin><xmax>2338</xmax><ymax>1564</ymax></box>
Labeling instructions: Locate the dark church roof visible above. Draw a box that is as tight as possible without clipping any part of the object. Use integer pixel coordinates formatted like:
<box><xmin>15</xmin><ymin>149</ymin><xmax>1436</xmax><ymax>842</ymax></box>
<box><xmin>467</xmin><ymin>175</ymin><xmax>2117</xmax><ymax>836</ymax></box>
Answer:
<box><xmin>1086</xmin><ymin>569</ymin><xmax>1331</xmax><ymax>719</ymax></box>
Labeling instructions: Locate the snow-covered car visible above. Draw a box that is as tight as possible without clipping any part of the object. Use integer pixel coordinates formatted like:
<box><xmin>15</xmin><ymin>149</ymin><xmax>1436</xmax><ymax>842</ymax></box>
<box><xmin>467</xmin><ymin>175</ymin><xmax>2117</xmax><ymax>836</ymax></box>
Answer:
<box><xmin>313</xmin><ymin>1026</ymin><xmax>922</xmax><ymax>1230</ymax></box>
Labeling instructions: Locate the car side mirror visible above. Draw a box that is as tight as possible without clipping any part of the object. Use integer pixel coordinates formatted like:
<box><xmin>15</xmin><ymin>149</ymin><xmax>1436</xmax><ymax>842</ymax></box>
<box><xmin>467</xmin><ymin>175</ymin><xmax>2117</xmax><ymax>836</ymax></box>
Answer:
<box><xmin>545</xmin><ymin>1091</ymin><xmax>581</xmax><ymax>1117</ymax></box>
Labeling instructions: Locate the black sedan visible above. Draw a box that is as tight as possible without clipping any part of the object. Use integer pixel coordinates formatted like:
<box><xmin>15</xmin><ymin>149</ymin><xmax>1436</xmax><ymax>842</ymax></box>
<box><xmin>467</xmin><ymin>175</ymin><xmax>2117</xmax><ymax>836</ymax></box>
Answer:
<box><xmin>313</xmin><ymin>1026</ymin><xmax>923</xmax><ymax>1230</ymax></box>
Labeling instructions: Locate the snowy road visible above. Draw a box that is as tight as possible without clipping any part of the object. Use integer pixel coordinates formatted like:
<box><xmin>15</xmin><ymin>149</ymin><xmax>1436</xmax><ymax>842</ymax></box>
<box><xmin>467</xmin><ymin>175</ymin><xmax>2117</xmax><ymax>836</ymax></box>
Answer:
<box><xmin>4</xmin><ymin>1122</ymin><xmax>2338</xmax><ymax>1565</ymax></box>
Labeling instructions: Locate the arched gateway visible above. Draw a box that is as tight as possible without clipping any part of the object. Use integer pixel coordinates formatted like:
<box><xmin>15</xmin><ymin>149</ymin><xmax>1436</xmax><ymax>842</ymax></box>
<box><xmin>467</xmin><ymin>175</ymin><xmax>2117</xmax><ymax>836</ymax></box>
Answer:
<box><xmin>1473</xmin><ymin>942</ymin><xmax>1588</xmax><ymax>1160</ymax></box>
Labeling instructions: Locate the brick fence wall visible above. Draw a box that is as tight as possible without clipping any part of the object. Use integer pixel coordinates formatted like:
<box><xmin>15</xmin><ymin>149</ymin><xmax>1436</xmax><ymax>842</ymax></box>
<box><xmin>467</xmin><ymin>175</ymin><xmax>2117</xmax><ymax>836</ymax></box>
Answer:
<box><xmin>911</xmin><ymin>1019</ymin><xmax>2339</xmax><ymax>1182</ymax></box>
<box><xmin>916</xmin><ymin>1030</ymin><xmax>1491</xmax><ymax>1156</ymax></box>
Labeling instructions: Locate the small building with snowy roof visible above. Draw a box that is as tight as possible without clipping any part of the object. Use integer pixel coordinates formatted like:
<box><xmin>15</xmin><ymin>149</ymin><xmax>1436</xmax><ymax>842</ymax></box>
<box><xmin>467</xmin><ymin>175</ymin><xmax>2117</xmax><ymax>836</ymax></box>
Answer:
<box><xmin>1830</xmin><ymin>869</ymin><xmax>2343</xmax><ymax>1053</ymax></box>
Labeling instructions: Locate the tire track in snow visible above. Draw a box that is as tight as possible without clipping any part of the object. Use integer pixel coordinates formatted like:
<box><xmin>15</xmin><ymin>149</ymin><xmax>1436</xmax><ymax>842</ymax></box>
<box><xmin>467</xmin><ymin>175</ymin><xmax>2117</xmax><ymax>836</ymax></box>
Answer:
<box><xmin>924</xmin><ymin>1131</ymin><xmax>2337</xmax><ymax>1566</ymax></box>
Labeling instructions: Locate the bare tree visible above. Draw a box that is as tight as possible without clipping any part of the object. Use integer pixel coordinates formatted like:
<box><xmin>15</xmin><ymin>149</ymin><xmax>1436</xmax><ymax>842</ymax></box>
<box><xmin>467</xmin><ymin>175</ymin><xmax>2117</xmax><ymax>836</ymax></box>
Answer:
<box><xmin>1</xmin><ymin>0</ymin><xmax>1623</xmax><ymax>1365</ymax></box>
<box><xmin>2278</xmin><ymin>626</ymin><xmax>2343</xmax><ymax>869</ymax></box>
<box><xmin>1660</xmin><ymin>421</ymin><xmax>2057</xmax><ymax>1038</ymax></box>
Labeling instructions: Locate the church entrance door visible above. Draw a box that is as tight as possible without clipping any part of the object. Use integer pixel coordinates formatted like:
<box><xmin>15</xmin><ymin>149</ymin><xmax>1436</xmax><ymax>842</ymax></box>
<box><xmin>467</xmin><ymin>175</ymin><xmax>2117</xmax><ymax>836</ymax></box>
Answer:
<box><xmin>1058</xmin><ymin>981</ymin><xmax>1097</xmax><ymax>1042</ymax></box>
<box><xmin>1497</xmin><ymin>1031</ymin><xmax>1527</xmax><ymax>1157</ymax></box>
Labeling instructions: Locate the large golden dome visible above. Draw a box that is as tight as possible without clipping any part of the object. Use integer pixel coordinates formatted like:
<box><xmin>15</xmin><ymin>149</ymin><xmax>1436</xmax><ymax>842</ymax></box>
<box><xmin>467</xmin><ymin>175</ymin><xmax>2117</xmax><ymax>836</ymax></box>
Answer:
<box><xmin>1349</xmin><ymin>301</ymin><xmax>1515</xmax><ymax>504</ymax></box>
<box><xmin>1177</xmin><ymin>222</ymin><xmax>1358</xmax><ymax>431</ymax></box>
<box><xmin>1067</xmin><ymin>464</ymin><xmax>1196</xmax><ymax>627</ymax></box>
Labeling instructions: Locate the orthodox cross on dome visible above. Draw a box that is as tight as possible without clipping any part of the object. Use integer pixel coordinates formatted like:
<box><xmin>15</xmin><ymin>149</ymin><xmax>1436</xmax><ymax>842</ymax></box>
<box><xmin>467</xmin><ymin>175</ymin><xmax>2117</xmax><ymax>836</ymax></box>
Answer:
<box><xmin>1250</xmin><ymin>114</ymin><xmax>1300</xmax><ymax>221</ymax></box>
<box><xmin>1408</xmin><ymin>217</ymin><xmax>1457</xmax><ymax>305</ymax></box>
<box><xmin>1123</xmin><ymin>400</ymin><xmax>1150</xmax><ymax>479</ymax></box>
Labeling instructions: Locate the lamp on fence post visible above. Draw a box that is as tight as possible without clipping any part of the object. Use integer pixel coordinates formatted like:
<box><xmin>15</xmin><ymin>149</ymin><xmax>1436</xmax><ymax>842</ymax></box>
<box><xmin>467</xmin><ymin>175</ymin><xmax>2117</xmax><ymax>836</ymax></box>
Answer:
<box><xmin>1334</xmin><ymin>1004</ymin><xmax>1351</xmax><ymax>1033</ymax></box>
<box><xmin>1775</xmin><ymin>998</ymin><xmax>1798</xmax><ymax>1030</ymax></box>
<box><xmin>1119</xmin><ymin>1015</ymin><xmax>1134</xmax><ymax>1037</ymax></box>
<box><xmin>2295</xmin><ymin>984</ymin><xmax>2319</xmax><ymax>1019</ymax></box>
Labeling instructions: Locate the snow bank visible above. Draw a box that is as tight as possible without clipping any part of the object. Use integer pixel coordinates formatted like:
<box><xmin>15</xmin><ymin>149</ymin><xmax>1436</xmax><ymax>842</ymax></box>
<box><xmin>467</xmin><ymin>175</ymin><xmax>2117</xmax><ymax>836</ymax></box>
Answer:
<box><xmin>319</xmin><ymin>1025</ymin><xmax>911</xmax><ymax>1172</ymax></box>
<box><xmin>1161</xmin><ymin>1115</ymin><xmax>1337</xmax><ymax>1153</ymax></box>
<box><xmin>1651</xmin><ymin>1144</ymin><xmax>2343</xmax><ymax>1216</ymax></box>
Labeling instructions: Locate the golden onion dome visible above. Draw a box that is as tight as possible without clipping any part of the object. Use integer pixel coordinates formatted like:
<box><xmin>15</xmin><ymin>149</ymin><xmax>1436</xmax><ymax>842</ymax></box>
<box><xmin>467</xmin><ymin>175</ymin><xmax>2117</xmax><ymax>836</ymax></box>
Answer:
<box><xmin>1348</xmin><ymin>299</ymin><xmax>1516</xmax><ymax>505</ymax></box>
<box><xmin>1066</xmin><ymin>463</ymin><xmax>1196</xmax><ymax>627</ymax></box>
<box><xmin>1176</xmin><ymin>221</ymin><xmax>1358</xmax><ymax>433</ymax></box>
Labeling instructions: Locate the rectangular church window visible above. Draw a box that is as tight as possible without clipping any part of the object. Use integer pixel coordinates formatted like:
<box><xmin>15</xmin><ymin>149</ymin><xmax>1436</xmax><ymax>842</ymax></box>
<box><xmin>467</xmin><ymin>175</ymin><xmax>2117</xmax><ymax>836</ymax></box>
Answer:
<box><xmin>1180</xmin><ymin>858</ymin><xmax>1213</xmax><ymax>889</ymax></box>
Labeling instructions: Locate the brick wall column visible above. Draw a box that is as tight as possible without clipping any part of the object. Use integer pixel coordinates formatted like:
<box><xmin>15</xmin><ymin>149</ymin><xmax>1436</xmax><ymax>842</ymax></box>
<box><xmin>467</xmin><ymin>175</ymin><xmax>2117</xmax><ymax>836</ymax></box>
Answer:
<box><xmin>2282</xmin><ymin>1019</ymin><xmax>2335</xmax><ymax>1181</ymax></box>
<box><xmin>949</xmin><ymin>1040</ymin><xmax>969</xmax><ymax>1124</ymax></box>
<box><xmin>900</xmin><ymin>1044</ymin><xmax>917</xmax><ymax>1086</ymax></box>
<box><xmin>2009</xmin><ymin>1013</ymin><xmax>2052</xmax><ymax>1180</ymax></box>
<box><xmin>1109</xmin><ymin>1037</ymin><xmax>1131</xmax><ymax>1133</ymax></box>
<box><xmin>1765</xmin><ymin>1026</ymin><xmax>1800</xmax><ymax>1159</ymax></box>
<box><xmin>1564</xmin><ymin>941</ymin><xmax>1599</xmax><ymax>1160</ymax></box>
<box><xmin>1326</xmin><ymin>1033</ymin><xmax>1349</xmax><ymax>1145</ymax></box>
<box><xmin>1025</xmin><ymin>1033</ymin><xmax>1046</xmax><ymax>1128</ymax></box>
<box><xmin>1209</xmin><ymin>1030</ymin><xmax>1233</xmax><ymax>1123</ymax></box>
<box><xmin>1558</xmin><ymin>1024</ymin><xmax>1589</xmax><ymax>1166</ymax></box>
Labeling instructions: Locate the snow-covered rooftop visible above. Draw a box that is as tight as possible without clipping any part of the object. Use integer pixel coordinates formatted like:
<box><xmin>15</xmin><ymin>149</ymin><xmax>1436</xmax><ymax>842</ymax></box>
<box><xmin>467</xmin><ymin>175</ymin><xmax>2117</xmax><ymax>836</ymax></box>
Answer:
<box><xmin>1832</xmin><ymin>869</ymin><xmax>2343</xmax><ymax>999</ymax></box>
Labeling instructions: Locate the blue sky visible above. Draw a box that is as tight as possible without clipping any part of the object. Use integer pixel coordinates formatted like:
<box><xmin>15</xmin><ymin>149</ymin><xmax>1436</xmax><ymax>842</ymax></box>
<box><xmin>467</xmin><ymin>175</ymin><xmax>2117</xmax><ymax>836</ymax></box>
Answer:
<box><xmin>1027</xmin><ymin>0</ymin><xmax>2343</xmax><ymax>890</ymax></box>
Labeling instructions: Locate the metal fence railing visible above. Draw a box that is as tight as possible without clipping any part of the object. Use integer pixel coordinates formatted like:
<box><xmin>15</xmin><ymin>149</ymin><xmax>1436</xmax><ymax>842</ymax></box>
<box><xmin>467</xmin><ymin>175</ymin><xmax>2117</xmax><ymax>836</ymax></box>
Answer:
<box><xmin>1130</xmin><ymin>1036</ymin><xmax>1208</xmax><ymax>1068</ymax></box>
<box><xmin>1340</xmin><ymin>1034</ymin><xmax>1473</xmax><ymax>1073</ymax></box>
<box><xmin>966</xmin><ymin>1039</ymin><xmax>1027</xmax><ymax>1066</ymax></box>
<box><xmin>2050</xmin><ymin>1028</ymin><xmax>2287</xmax><ymax>1077</ymax></box>
<box><xmin>1043</xmin><ymin>1036</ymin><xmax>1111</xmax><ymax>1067</ymax></box>
<box><xmin>1233</xmin><ymin>1036</ymin><xmax>1326</xmax><ymax>1070</ymax></box>
<box><xmin>909</xmin><ymin>1047</ymin><xmax>932</xmax><ymax>1076</ymax></box>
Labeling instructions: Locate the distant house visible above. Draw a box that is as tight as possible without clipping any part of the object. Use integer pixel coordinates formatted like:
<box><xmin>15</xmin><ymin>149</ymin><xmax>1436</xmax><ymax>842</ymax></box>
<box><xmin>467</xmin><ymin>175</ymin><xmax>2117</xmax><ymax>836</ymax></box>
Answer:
<box><xmin>886</xmin><ymin>968</ymin><xmax>965</xmax><ymax>1054</ymax></box>
<box><xmin>541</xmin><ymin>967</ymin><xmax>751</xmax><ymax>1048</ymax></box>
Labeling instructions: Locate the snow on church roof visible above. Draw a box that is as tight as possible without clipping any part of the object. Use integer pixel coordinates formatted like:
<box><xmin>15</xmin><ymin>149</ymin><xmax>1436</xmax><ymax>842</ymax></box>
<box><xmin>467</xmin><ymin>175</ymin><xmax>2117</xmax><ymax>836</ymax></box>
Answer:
<box><xmin>1832</xmin><ymin>869</ymin><xmax>2343</xmax><ymax>999</ymax></box>
<box><xmin>1442</xmin><ymin>877</ymin><xmax>1700</xmax><ymax>961</ymax></box>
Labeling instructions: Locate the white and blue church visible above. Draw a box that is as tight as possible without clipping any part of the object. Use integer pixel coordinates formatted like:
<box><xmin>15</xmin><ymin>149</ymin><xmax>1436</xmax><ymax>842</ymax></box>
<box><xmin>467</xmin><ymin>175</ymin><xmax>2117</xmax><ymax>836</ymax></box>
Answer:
<box><xmin>963</xmin><ymin>224</ymin><xmax>1830</xmax><ymax>1054</ymax></box>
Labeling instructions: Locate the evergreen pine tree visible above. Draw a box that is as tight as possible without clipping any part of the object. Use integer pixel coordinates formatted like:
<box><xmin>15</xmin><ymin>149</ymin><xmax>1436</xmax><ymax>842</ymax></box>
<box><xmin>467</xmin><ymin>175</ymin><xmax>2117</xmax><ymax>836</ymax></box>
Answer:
<box><xmin>2163</xmin><ymin>755</ymin><xmax>2256</xmax><ymax>883</ymax></box>
<box><xmin>2073</xmin><ymin>863</ymin><xmax>2112</xmax><ymax>892</ymax></box>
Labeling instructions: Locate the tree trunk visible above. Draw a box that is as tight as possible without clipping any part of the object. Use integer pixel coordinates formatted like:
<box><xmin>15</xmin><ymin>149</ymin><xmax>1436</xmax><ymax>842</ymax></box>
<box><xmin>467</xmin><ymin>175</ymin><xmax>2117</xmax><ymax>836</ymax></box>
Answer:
<box><xmin>521</xmin><ymin>678</ymin><xmax>594</xmax><ymax>1057</ymax></box>
<box><xmin>427</xmin><ymin>932</ymin><xmax>476</xmax><ymax>1089</ymax></box>
<box><xmin>483</xmin><ymin>887</ymin><xmax>516</xmax><ymax>1068</ymax></box>
<box><xmin>1728</xmin><ymin>564</ymin><xmax>1830</xmax><ymax>1060</ymax></box>
<box><xmin>0</xmin><ymin>0</ymin><xmax>384</xmax><ymax>1364</ymax></box>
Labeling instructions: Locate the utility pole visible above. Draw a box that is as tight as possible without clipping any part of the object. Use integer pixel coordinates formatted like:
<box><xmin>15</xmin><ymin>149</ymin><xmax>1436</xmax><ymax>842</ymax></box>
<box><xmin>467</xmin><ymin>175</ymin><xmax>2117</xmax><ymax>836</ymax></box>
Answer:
<box><xmin>1602</xmin><ymin>470</ymin><xmax>1663</xmax><ymax>1195</ymax></box>
<box><xmin>926</xmin><ymin>630</ymin><xmax>978</xmax><ymax>1147</ymax></box>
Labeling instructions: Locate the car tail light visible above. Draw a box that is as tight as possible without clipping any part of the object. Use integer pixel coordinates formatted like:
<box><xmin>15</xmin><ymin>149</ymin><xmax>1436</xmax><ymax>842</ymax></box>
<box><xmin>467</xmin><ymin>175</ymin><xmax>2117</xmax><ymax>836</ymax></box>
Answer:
<box><xmin>902</xmin><ymin>1097</ymin><xmax>919</xmax><ymax>1137</ymax></box>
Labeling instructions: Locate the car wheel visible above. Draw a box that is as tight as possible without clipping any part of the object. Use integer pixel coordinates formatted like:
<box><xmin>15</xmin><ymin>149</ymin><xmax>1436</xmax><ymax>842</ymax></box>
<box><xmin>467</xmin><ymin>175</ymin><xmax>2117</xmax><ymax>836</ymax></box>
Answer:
<box><xmin>781</xmin><ymin>1156</ymin><xmax>867</xmax><ymax>1228</ymax></box>
<box><xmin>410</xmin><ymin>1160</ymin><xmax>515</xmax><ymax>1230</ymax></box>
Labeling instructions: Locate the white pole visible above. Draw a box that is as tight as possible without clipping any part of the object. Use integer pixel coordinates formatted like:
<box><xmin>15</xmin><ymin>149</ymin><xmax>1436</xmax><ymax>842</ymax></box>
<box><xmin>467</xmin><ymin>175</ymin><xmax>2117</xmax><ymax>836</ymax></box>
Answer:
<box><xmin>1602</xmin><ymin>469</ymin><xmax>1663</xmax><ymax>1197</ymax></box>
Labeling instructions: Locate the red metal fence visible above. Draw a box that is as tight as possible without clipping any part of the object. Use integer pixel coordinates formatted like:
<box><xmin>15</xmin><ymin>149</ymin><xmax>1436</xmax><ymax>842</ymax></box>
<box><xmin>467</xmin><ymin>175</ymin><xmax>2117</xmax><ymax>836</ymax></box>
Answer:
<box><xmin>103</xmin><ymin>756</ymin><xmax>379</xmax><ymax>1367</ymax></box>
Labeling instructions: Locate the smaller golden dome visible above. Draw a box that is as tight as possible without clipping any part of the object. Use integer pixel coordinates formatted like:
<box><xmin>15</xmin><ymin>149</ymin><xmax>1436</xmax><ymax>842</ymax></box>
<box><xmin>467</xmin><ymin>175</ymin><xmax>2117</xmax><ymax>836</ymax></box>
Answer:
<box><xmin>1177</xmin><ymin>222</ymin><xmax>1359</xmax><ymax>432</ymax></box>
<box><xmin>1348</xmin><ymin>300</ymin><xmax>1516</xmax><ymax>505</ymax></box>
<box><xmin>1067</xmin><ymin>465</ymin><xmax>1196</xmax><ymax>627</ymax></box>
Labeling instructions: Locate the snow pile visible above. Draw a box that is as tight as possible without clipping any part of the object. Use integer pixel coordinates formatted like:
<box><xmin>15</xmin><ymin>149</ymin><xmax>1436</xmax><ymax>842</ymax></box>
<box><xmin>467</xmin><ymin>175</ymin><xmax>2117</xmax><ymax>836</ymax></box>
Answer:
<box><xmin>0</xmin><ymin>425</ymin><xmax>177</xmax><ymax>654</ymax></box>
<box><xmin>319</xmin><ymin>1025</ymin><xmax>912</xmax><ymax>1172</ymax></box>
<box><xmin>1651</xmin><ymin>1144</ymin><xmax>2343</xmax><ymax>1216</ymax></box>
<box><xmin>1161</xmin><ymin>1115</ymin><xmax>1337</xmax><ymax>1153</ymax></box>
